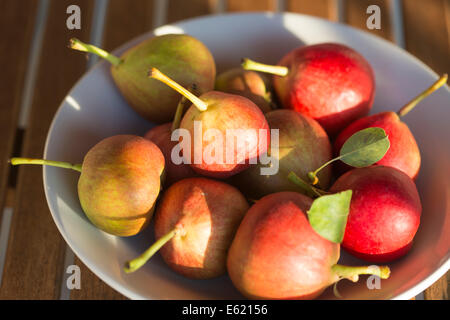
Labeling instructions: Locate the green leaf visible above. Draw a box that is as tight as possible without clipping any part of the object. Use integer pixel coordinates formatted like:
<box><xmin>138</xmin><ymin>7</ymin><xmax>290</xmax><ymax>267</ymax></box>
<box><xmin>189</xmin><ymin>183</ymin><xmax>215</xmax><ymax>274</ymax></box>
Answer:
<box><xmin>307</xmin><ymin>190</ymin><xmax>352</xmax><ymax>243</ymax></box>
<box><xmin>339</xmin><ymin>127</ymin><xmax>390</xmax><ymax>168</ymax></box>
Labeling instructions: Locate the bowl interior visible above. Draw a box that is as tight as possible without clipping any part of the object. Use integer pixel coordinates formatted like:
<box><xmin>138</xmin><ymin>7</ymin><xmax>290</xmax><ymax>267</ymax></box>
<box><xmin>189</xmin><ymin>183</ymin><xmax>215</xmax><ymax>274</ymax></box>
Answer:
<box><xmin>44</xmin><ymin>12</ymin><xmax>450</xmax><ymax>300</ymax></box>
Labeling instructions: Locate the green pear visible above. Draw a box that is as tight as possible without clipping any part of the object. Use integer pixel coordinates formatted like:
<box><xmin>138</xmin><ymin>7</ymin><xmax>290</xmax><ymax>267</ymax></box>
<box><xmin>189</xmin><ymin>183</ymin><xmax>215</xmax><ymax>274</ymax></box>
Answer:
<box><xmin>69</xmin><ymin>34</ymin><xmax>216</xmax><ymax>123</ymax></box>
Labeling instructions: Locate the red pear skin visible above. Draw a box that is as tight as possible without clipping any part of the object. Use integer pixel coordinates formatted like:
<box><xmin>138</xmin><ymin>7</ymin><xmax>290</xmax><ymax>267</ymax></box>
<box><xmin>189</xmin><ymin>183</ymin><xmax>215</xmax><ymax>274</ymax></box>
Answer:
<box><xmin>227</xmin><ymin>192</ymin><xmax>340</xmax><ymax>299</ymax></box>
<box><xmin>154</xmin><ymin>178</ymin><xmax>249</xmax><ymax>279</ymax></box>
<box><xmin>334</xmin><ymin>111</ymin><xmax>421</xmax><ymax>179</ymax></box>
<box><xmin>144</xmin><ymin>123</ymin><xmax>197</xmax><ymax>186</ymax></box>
<box><xmin>231</xmin><ymin>109</ymin><xmax>332</xmax><ymax>199</ymax></box>
<box><xmin>274</xmin><ymin>43</ymin><xmax>375</xmax><ymax>135</ymax></box>
<box><xmin>112</xmin><ymin>34</ymin><xmax>216</xmax><ymax>123</ymax></box>
<box><xmin>180</xmin><ymin>91</ymin><xmax>270</xmax><ymax>179</ymax></box>
<box><xmin>78</xmin><ymin>135</ymin><xmax>164</xmax><ymax>237</ymax></box>
<box><xmin>330</xmin><ymin>166</ymin><xmax>422</xmax><ymax>262</ymax></box>
<box><xmin>215</xmin><ymin>68</ymin><xmax>272</xmax><ymax>113</ymax></box>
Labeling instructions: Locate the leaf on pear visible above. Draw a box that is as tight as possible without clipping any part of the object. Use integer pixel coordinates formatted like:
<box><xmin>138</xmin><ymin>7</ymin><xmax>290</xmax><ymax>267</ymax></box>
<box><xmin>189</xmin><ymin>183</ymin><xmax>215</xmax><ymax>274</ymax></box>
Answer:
<box><xmin>339</xmin><ymin>127</ymin><xmax>390</xmax><ymax>168</ymax></box>
<box><xmin>307</xmin><ymin>190</ymin><xmax>352</xmax><ymax>243</ymax></box>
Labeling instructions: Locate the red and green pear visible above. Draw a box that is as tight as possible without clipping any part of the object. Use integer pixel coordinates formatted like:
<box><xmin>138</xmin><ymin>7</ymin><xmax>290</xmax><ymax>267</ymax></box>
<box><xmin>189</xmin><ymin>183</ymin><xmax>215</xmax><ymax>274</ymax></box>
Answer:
<box><xmin>11</xmin><ymin>135</ymin><xmax>165</xmax><ymax>237</ymax></box>
<box><xmin>215</xmin><ymin>68</ymin><xmax>273</xmax><ymax>113</ymax></box>
<box><xmin>227</xmin><ymin>192</ymin><xmax>390</xmax><ymax>299</ymax></box>
<box><xmin>231</xmin><ymin>109</ymin><xmax>332</xmax><ymax>199</ymax></box>
<box><xmin>149</xmin><ymin>68</ymin><xmax>270</xmax><ymax>179</ymax></box>
<box><xmin>124</xmin><ymin>177</ymin><xmax>249</xmax><ymax>279</ymax></box>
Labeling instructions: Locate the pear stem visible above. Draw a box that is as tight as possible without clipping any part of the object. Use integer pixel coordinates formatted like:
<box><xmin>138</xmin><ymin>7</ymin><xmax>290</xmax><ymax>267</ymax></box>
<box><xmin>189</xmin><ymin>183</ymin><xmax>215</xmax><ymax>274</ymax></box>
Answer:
<box><xmin>308</xmin><ymin>156</ymin><xmax>342</xmax><ymax>185</ymax></box>
<box><xmin>241</xmin><ymin>58</ymin><xmax>289</xmax><ymax>77</ymax></box>
<box><xmin>331</xmin><ymin>264</ymin><xmax>391</xmax><ymax>283</ymax></box>
<box><xmin>171</xmin><ymin>96</ymin><xmax>188</xmax><ymax>132</ymax></box>
<box><xmin>287</xmin><ymin>172</ymin><xmax>328</xmax><ymax>198</ymax></box>
<box><xmin>397</xmin><ymin>74</ymin><xmax>448</xmax><ymax>117</ymax></box>
<box><xmin>10</xmin><ymin>157</ymin><xmax>82</xmax><ymax>172</ymax></box>
<box><xmin>69</xmin><ymin>38</ymin><xmax>122</xmax><ymax>66</ymax></box>
<box><xmin>149</xmin><ymin>68</ymin><xmax>208</xmax><ymax>112</ymax></box>
<box><xmin>171</xmin><ymin>84</ymin><xmax>196</xmax><ymax>133</ymax></box>
<box><xmin>124</xmin><ymin>226</ymin><xmax>181</xmax><ymax>273</ymax></box>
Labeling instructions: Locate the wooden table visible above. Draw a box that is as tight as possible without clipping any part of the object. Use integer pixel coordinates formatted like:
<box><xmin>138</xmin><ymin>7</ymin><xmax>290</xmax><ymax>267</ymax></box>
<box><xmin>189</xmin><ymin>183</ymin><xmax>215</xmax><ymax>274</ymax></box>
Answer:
<box><xmin>0</xmin><ymin>0</ymin><xmax>448</xmax><ymax>300</ymax></box>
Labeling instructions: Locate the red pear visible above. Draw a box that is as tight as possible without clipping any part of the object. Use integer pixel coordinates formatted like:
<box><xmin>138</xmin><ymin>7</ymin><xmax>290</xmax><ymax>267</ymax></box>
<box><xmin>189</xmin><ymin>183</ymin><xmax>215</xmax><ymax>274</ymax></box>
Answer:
<box><xmin>125</xmin><ymin>178</ymin><xmax>249</xmax><ymax>279</ymax></box>
<box><xmin>144</xmin><ymin>122</ymin><xmax>197</xmax><ymax>186</ymax></box>
<box><xmin>227</xmin><ymin>192</ymin><xmax>390</xmax><ymax>299</ymax></box>
<box><xmin>334</xmin><ymin>74</ymin><xmax>448</xmax><ymax>179</ymax></box>
<box><xmin>330</xmin><ymin>166</ymin><xmax>422</xmax><ymax>262</ymax></box>
<box><xmin>243</xmin><ymin>43</ymin><xmax>375</xmax><ymax>135</ymax></box>
<box><xmin>149</xmin><ymin>68</ymin><xmax>270</xmax><ymax>179</ymax></box>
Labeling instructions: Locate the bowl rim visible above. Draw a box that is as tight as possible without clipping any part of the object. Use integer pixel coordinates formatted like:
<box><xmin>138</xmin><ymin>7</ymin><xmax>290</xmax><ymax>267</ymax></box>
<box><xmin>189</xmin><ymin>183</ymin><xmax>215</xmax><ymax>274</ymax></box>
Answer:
<box><xmin>43</xmin><ymin>11</ymin><xmax>450</xmax><ymax>300</ymax></box>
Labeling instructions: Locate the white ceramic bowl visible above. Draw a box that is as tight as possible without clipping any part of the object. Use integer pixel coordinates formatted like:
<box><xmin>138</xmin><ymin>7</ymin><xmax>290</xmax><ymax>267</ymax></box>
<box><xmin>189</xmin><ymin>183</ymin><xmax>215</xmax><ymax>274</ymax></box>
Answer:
<box><xmin>43</xmin><ymin>12</ymin><xmax>450</xmax><ymax>300</ymax></box>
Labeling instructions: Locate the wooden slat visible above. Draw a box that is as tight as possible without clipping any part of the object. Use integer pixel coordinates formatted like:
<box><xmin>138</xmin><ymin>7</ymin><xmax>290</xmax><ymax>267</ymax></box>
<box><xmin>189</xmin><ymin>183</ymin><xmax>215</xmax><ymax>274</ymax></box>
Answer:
<box><xmin>226</xmin><ymin>0</ymin><xmax>275</xmax><ymax>12</ymax></box>
<box><xmin>167</xmin><ymin>0</ymin><xmax>216</xmax><ymax>23</ymax></box>
<box><xmin>286</xmin><ymin>0</ymin><xmax>333</xmax><ymax>19</ymax></box>
<box><xmin>402</xmin><ymin>0</ymin><xmax>449</xmax><ymax>300</ymax></box>
<box><xmin>403</xmin><ymin>0</ymin><xmax>449</xmax><ymax>75</ymax></box>
<box><xmin>4</xmin><ymin>189</ymin><xmax>15</xmax><ymax>208</ymax></box>
<box><xmin>0</xmin><ymin>1</ymin><xmax>37</xmax><ymax>217</ymax></box>
<box><xmin>70</xmin><ymin>0</ymin><xmax>157</xmax><ymax>300</ymax></box>
<box><xmin>102</xmin><ymin>0</ymin><xmax>154</xmax><ymax>52</ymax></box>
<box><xmin>424</xmin><ymin>274</ymin><xmax>449</xmax><ymax>300</ymax></box>
<box><xmin>446</xmin><ymin>0</ymin><xmax>450</xmax><ymax>46</ymax></box>
<box><xmin>0</xmin><ymin>0</ymin><xmax>94</xmax><ymax>299</ymax></box>
<box><xmin>344</xmin><ymin>0</ymin><xmax>393</xmax><ymax>41</ymax></box>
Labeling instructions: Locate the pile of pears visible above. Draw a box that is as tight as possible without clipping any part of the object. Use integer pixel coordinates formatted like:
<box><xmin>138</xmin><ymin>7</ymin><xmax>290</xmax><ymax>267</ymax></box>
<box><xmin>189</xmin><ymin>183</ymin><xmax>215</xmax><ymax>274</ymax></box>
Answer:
<box><xmin>12</xmin><ymin>33</ymin><xmax>447</xmax><ymax>300</ymax></box>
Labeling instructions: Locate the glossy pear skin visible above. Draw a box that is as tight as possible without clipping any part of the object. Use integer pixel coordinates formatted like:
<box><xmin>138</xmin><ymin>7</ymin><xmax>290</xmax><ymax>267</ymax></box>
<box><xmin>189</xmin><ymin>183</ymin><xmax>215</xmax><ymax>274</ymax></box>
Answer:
<box><xmin>78</xmin><ymin>135</ymin><xmax>164</xmax><ymax>237</ymax></box>
<box><xmin>112</xmin><ymin>34</ymin><xmax>216</xmax><ymax>123</ymax></box>
<box><xmin>180</xmin><ymin>91</ymin><xmax>270</xmax><ymax>178</ymax></box>
<box><xmin>274</xmin><ymin>43</ymin><xmax>375</xmax><ymax>135</ymax></box>
<box><xmin>145</xmin><ymin>123</ymin><xmax>197</xmax><ymax>186</ymax></box>
<box><xmin>231</xmin><ymin>109</ymin><xmax>332</xmax><ymax>199</ymax></box>
<box><xmin>227</xmin><ymin>192</ymin><xmax>340</xmax><ymax>299</ymax></box>
<box><xmin>215</xmin><ymin>68</ymin><xmax>272</xmax><ymax>113</ymax></box>
<box><xmin>330</xmin><ymin>166</ymin><xmax>421</xmax><ymax>262</ymax></box>
<box><xmin>334</xmin><ymin>111</ymin><xmax>421</xmax><ymax>179</ymax></box>
<box><xmin>154</xmin><ymin>178</ymin><xmax>249</xmax><ymax>279</ymax></box>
